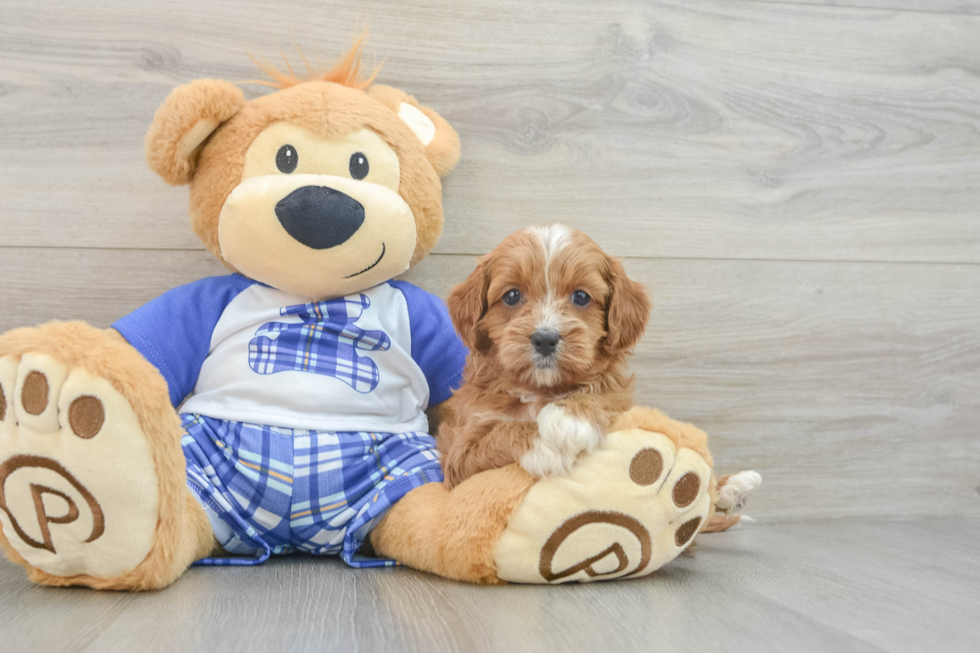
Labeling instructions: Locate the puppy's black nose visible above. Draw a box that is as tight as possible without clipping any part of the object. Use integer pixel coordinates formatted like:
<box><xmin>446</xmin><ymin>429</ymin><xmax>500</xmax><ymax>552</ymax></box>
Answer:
<box><xmin>275</xmin><ymin>185</ymin><xmax>365</xmax><ymax>250</ymax></box>
<box><xmin>531</xmin><ymin>330</ymin><xmax>560</xmax><ymax>356</ymax></box>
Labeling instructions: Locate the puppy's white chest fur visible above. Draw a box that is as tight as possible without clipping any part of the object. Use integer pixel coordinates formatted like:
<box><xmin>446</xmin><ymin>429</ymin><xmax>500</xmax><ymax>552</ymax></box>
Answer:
<box><xmin>520</xmin><ymin>404</ymin><xmax>602</xmax><ymax>478</ymax></box>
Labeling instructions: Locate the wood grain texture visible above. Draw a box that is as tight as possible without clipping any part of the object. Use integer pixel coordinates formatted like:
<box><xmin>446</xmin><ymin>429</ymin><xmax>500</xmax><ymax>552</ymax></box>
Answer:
<box><xmin>2</xmin><ymin>519</ymin><xmax>978</xmax><ymax>653</ymax></box>
<box><xmin>1</xmin><ymin>0</ymin><xmax>979</xmax><ymax>262</ymax></box>
<box><xmin>765</xmin><ymin>0</ymin><xmax>980</xmax><ymax>16</ymax></box>
<box><xmin>1</xmin><ymin>248</ymin><xmax>978</xmax><ymax>521</ymax></box>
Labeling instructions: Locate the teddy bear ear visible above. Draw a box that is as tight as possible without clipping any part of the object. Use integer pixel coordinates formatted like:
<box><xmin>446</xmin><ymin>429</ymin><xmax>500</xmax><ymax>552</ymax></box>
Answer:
<box><xmin>145</xmin><ymin>79</ymin><xmax>245</xmax><ymax>186</ymax></box>
<box><xmin>367</xmin><ymin>84</ymin><xmax>461</xmax><ymax>177</ymax></box>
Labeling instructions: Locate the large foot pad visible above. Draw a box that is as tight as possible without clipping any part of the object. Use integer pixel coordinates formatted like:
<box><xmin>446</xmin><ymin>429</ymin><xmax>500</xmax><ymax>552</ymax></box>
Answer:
<box><xmin>0</xmin><ymin>353</ymin><xmax>159</xmax><ymax>579</ymax></box>
<box><xmin>494</xmin><ymin>427</ymin><xmax>712</xmax><ymax>583</ymax></box>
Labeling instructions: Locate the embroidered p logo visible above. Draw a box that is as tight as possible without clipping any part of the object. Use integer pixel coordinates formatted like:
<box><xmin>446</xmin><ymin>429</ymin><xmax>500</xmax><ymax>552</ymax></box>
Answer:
<box><xmin>538</xmin><ymin>511</ymin><xmax>652</xmax><ymax>582</ymax></box>
<box><xmin>248</xmin><ymin>295</ymin><xmax>391</xmax><ymax>393</ymax></box>
<box><xmin>0</xmin><ymin>454</ymin><xmax>105</xmax><ymax>554</ymax></box>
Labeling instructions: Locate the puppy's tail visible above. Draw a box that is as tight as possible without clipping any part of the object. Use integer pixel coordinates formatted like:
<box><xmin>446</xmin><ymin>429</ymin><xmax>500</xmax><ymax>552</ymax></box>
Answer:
<box><xmin>701</xmin><ymin>470</ymin><xmax>762</xmax><ymax>533</ymax></box>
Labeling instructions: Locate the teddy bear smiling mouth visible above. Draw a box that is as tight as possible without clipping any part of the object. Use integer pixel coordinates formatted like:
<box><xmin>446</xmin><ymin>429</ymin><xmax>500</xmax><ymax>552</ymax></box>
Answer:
<box><xmin>344</xmin><ymin>242</ymin><xmax>386</xmax><ymax>278</ymax></box>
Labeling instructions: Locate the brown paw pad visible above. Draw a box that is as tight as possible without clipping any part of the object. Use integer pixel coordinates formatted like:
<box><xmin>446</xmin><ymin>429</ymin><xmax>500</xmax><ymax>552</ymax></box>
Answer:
<box><xmin>672</xmin><ymin>472</ymin><xmax>700</xmax><ymax>508</ymax></box>
<box><xmin>629</xmin><ymin>448</ymin><xmax>663</xmax><ymax>486</ymax></box>
<box><xmin>21</xmin><ymin>371</ymin><xmax>49</xmax><ymax>416</ymax></box>
<box><xmin>675</xmin><ymin>517</ymin><xmax>701</xmax><ymax>546</ymax></box>
<box><xmin>68</xmin><ymin>396</ymin><xmax>105</xmax><ymax>439</ymax></box>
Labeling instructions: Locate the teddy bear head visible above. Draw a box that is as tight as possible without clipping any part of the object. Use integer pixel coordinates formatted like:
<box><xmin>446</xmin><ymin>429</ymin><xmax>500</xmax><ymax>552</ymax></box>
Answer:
<box><xmin>144</xmin><ymin>39</ymin><xmax>460</xmax><ymax>300</ymax></box>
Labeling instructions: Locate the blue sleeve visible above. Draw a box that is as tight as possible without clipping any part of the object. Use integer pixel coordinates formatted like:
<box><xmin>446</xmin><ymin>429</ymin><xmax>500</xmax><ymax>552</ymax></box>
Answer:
<box><xmin>389</xmin><ymin>280</ymin><xmax>469</xmax><ymax>406</ymax></box>
<box><xmin>112</xmin><ymin>274</ymin><xmax>255</xmax><ymax>407</ymax></box>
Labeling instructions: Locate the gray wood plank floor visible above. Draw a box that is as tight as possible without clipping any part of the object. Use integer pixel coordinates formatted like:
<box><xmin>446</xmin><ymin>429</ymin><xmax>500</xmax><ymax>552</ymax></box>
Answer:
<box><xmin>2</xmin><ymin>519</ymin><xmax>977</xmax><ymax>653</ymax></box>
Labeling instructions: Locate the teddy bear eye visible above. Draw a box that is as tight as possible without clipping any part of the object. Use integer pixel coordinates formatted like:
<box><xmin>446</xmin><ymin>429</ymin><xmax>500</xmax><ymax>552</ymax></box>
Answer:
<box><xmin>503</xmin><ymin>289</ymin><xmax>522</xmax><ymax>306</ymax></box>
<box><xmin>276</xmin><ymin>145</ymin><xmax>298</xmax><ymax>173</ymax></box>
<box><xmin>349</xmin><ymin>152</ymin><xmax>370</xmax><ymax>180</ymax></box>
<box><xmin>571</xmin><ymin>290</ymin><xmax>591</xmax><ymax>306</ymax></box>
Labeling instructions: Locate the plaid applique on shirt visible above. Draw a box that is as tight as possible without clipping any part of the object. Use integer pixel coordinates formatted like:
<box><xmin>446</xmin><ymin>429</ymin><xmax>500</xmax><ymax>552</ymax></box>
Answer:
<box><xmin>181</xmin><ymin>414</ymin><xmax>443</xmax><ymax>568</ymax></box>
<box><xmin>248</xmin><ymin>295</ymin><xmax>391</xmax><ymax>393</ymax></box>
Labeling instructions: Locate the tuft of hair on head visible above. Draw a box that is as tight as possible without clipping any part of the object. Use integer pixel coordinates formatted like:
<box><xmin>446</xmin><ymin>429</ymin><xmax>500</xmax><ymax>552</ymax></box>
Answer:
<box><xmin>245</xmin><ymin>28</ymin><xmax>381</xmax><ymax>91</ymax></box>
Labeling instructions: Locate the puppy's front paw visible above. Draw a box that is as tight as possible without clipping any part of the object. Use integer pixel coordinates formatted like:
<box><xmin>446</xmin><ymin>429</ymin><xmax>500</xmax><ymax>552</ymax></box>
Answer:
<box><xmin>520</xmin><ymin>439</ymin><xmax>571</xmax><ymax>478</ymax></box>
<box><xmin>524</xmin><ymin>404</ymin><xmax>602</xmax><ymax>479</ymax></box>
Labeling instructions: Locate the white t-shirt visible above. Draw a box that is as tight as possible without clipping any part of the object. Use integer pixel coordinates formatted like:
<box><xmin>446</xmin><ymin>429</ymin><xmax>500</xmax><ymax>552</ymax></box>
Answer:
<box><xmin>114</xmin><ymin>275</ymin><xmax>467</xmax><ymax>434</ymax></box>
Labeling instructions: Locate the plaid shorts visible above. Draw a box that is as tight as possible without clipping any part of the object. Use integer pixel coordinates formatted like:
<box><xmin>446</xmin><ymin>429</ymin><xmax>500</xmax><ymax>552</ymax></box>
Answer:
<box><xmin>180</xmin><ymin>414</ymin><xmax>443</xmax><ymax>567</ymax></box>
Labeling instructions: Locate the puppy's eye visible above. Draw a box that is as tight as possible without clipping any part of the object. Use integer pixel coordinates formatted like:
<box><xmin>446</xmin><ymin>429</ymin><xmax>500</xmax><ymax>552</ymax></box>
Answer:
<box><xmin>502</xmin><ymin>289</ymin><xmax>522</xmax><ymax>306</ymax></box>
<box><xmin>276</xmin><ymin>145</ymin><xmax>298</xmax><ymax>173</ymax></box>
<box><xmin>571</xmin><ymin>290</ymin><xmax>591</xmax><ymax>307</ymax></box>
<box><xmin>349</xmin><ymin>152</ymin><xmax>370</xmax><ymax>180</ymax></box>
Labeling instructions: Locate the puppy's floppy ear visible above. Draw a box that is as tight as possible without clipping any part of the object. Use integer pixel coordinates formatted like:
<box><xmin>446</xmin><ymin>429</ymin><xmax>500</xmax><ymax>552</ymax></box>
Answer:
<box><xmin>367</xmin><ymin>84</ymin><xmax>461</xmax><ymax>177</ymax></box>
<box><xmin>145</xmin><ymin>79</ymin><xmax>245</xmax><ymax>186</ymax></box>
<box><xmin>603</xmin><ymin>256</ymin><xmax>651</xmax><ymax>354</ymax></box>
<box><xmin>448</xmin><ymin>256</ymin><xmax>490</xmax><ymax>351</ymax></box>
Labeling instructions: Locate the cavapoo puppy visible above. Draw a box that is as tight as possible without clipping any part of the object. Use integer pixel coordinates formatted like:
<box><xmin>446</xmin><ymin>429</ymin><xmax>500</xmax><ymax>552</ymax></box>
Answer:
<box><xmin>437</xmin><ymin>224</ymin><xmax>651</xmax><ymax>488</ymax></box>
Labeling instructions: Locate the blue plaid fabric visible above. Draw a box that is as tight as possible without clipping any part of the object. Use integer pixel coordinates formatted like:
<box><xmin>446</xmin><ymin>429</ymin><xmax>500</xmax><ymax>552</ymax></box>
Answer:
<box><xmin>180</xmin><ymin>413</ymin><xmax>443</xmax><ymax>568</ymax></box>
<box><xmin>248</xmin><ymin>295</ymin><xmax>391</xmax><ymax>393</ymax></box>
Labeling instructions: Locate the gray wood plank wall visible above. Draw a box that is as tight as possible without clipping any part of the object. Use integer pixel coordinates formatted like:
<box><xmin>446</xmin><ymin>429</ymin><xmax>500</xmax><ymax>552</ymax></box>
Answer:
<box><xmin>1</xmin><ymin>0</ymin><xmax>978</xmax><ymax>523</ymax></box>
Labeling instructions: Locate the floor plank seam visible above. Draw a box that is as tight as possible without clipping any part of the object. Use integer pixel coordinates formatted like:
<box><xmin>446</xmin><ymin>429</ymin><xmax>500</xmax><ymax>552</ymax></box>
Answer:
<box><xmin>741</xmin><ymin>0</ymin><xmax>980</xmax><ymax>18</ymax></box>
<box><xmin>2</xmin><ymin>245</ymin><xmax>980</xmax><ymax>268</ymax></box>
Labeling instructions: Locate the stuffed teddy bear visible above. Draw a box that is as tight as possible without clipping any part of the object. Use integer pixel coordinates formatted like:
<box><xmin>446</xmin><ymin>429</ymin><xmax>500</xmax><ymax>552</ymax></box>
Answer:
<box><xmin>0</xmin><ymin>39</ymin><xmax>739</xmax><ymax>589</ymax></box>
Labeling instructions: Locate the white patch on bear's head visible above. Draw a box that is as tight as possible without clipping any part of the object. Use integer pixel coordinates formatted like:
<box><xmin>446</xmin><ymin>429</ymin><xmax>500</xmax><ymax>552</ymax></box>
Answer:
<box><xmin>397</xmin><ymin>103</ymin><xmax>436</xmax><ymax>146</ymax></box>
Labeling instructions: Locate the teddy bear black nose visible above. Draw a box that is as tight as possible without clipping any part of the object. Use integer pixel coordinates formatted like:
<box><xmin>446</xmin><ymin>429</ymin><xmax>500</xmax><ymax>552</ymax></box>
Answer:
<box><xmin>275</xmin><ymin>186</ymin><xmax>365</xmax><ymax>250</ymax></box>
